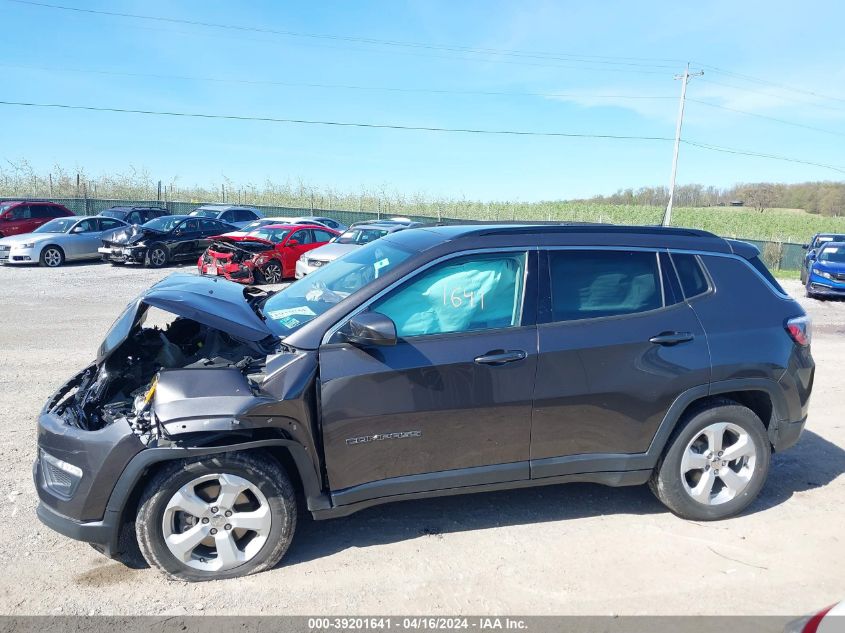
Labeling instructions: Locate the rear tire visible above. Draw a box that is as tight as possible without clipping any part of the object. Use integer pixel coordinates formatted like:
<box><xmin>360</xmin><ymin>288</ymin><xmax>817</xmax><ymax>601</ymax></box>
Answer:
<box><xmin>39</xmin><ymin>245</ymin><xmax>65</xmax><ymax>268</ymax></box>
<box><xmin>136</xmin><ymin>451</ymin><xmax>297</xmax><ymax>581</ymax></box>
<box><xmin>649</xmin><ymin>400</ymin><xmax>770</xmax><ymax>521</ymax></box>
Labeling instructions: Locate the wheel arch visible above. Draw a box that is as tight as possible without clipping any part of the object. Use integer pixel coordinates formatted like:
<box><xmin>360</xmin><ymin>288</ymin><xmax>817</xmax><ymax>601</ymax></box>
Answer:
<box><xmin>650</xmin><ymin>379</ymin><xmax>787</xmax><ymax>462</ymax></box>
<box><xmin>107</xmin><ymin>438</ymin><xmax>330</xmax><ymax>550</ymax></box>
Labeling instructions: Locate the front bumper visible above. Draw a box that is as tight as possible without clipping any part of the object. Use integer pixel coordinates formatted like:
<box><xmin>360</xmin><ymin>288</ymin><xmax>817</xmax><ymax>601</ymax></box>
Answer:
<box><xmin>36</xmin><ymin>497</ymin><xmax>121</xmax><ymax>557</ymax></box>
<box><xmin>807</xmin><ymin>273</ymin><xmax>845</xmax><ymax>296</ymax></box>
<box><xmin>198</xmin><ymin>258</ymin><xmax>255</xmax><ymax>284</ymax></box>
<box><xmin>0</xmin><ymin>245</ymin><xmax>37</xmax><ymax>264</ymax></box>
<box><xmin>99</xmin><ymin>245</ymin><xmax>146</xmax><ymax>264</ymax></box>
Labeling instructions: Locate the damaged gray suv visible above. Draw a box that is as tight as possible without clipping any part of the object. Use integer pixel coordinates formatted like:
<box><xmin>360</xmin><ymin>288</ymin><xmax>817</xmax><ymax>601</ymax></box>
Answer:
<box><xmin>35</xmin><ymin>224</ymin><xmax>814</xmax><ymax>581</ymax></box>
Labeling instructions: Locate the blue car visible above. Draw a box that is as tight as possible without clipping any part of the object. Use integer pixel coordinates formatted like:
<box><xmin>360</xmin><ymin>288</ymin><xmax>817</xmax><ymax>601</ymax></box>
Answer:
<box><xmin>800</xmin><ymin>232</ymin><xmax>845</xmax><ymax>284</ymax></box>
<box><xmin>806</xmin><ymin>240</ymin><xmax>845</xmax><ymax>299</ymax></box>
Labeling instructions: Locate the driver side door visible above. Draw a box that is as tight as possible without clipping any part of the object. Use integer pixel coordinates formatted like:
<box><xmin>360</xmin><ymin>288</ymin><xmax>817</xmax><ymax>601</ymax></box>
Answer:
<box><xmin>318</xmin><ymin>249</ymin><xmax>538</xmax><ymax>506</ymax></box>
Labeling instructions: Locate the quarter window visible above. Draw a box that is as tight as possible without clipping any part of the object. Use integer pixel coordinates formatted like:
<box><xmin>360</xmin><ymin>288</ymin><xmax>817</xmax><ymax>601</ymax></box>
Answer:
<box><xmin>671</xmin><ymin>253</ymin><xmax>710</xmax><ymax>299</ymax></box>
<box><xmin>548</xmin><ymin>250</ymin><xmax>662</xmax><ymax>322</ymax></box>
<box><xmin>372</xmin><ymin>252</ymin><xmax>527</xmax><ymax>338</ymax></box>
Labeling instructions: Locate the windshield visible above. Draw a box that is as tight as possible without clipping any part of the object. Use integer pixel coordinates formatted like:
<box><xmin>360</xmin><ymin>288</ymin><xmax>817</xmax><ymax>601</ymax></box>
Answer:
<box><xmin>0</xmin><ymin>202</ymin><xmax>19</xmax><ymax>214</ymax></box>
<box><xmin>261</xmin><ymin>239</ymin><xmax>414</xmax><ymax>335</ymax></box>
<box><xmin>818</xmin><ymin>246</ymin><xmax>845</xmax><ymax>263</ymax></box>
<box><xmin>813</xmin><ymin>235</ymin><xmax>845</xmax><ymax>248</ymax></box>
<box><xmin>336</xmin><ymin>228</ymin><xmax>389</xmax><ymax>245</ymax></box>
<box><xmin>189</xmin><ymin>209</ymin><xmax>219</xmax><ymax>218</ymax></box>
<box><xmin>99</xmin><ymin>210</ymin><xmax>126</xmax><ymax>219</ymax></box>
<box><xmin>34</xmin><ymin>218</ymin><xmax>75</xmax><ymax>233</ymax></box>
<box><xmin>240</xmin><ymin>220</ymin><xmax>271</xmax><ymax>232</ymax></box>
<box><xmin>143</xmin><ymin>216</ymin><xmax>184</xmax><ymax>232</ymax></box>
<box><xmin>249</xmin><ymin>227</ymin><xmax>290</xmax><ymax>244</ymax></box>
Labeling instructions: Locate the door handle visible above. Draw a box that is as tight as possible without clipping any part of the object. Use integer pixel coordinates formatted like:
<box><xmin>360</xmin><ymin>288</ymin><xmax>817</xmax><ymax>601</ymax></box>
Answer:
<box><xmin>474</xmin><ymin>350</ymin><xmax>527</xmax><ymax>366</ymax></box>
<box><xmin>649</xmin><ymin>331</ymin><xmax>694</xmax><ymax>346</ymax></box>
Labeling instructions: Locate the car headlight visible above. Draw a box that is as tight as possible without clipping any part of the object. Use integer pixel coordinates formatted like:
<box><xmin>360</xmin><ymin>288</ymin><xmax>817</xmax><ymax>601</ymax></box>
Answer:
<box><xmin>40</xmin><ymin>450</ymin><xmax>83</xmax><ymax>499</ymax></box>
<box><xmin>16</xmin><ymin>242</ymin><xmax>35</xmax><ymax>249</ymax></box>
<box><xmin>816</xmin><ymin>269</ymin><xmax>834</xmax><ymax>280</ymax></box>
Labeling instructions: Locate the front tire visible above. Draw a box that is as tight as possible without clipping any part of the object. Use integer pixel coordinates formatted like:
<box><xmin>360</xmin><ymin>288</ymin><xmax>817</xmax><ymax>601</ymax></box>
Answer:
<box><xmin>261</xmin><ymin>260</ymin><xmax>283</xmax><ymax>284</ymax></box>
<box><xmin>649</xmin><ymin>401</ymin><xmax>770</xmax><ymax>521</ymax></box>
<box><xmin>146</xmin><ymin>245</ymin><xmax>168</xmax><ymax>268</ymax></box>
<box><xmin>39</xmin><ymin>245</ymin><xmax>65</xmax><ymax>268</ymax></box>
<box><xmin>135</xmin><ymin>451</ymin><xmax>297</xmax><ymax>581</ymax></box>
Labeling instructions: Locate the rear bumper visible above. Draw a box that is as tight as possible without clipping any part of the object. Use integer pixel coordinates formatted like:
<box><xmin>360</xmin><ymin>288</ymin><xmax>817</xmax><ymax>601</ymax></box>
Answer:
<box><xmin>771</xmin><ymin>416</ymin><xmax>807</xmax><ymax>452</ymax></box>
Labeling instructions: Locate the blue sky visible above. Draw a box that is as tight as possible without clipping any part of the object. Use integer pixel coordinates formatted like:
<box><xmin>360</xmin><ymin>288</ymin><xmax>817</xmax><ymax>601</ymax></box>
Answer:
<box><xmin>2</xmin><ymin>0</ymin><xmax>844</xmax><ymax>200</ymax></box>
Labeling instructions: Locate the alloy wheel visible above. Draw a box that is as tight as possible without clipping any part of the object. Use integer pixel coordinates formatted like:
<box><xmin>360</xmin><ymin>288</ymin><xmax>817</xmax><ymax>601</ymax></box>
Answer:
<box><xmin>161</xmin><ymin>473</ymin><xmax>272</xmax><ymax>572</ymax></box>
<box><xmin>43</xmin><ymin>248</ymin><xmax>63</xmax><ymax>267</ymax></box>
<box><xmin>263</xmin><ymin>262</ymin><xmax>282</xmax><ymax>284</ymax></box>
<box><xmin>680</xmin><ymin>422</ymin><xmax>757</xmax><ymax>506</ymax></box>
<box><xmin>150</xmin><ymin>248</ymin><xmax>167</xmax><ymax>267</ymax></box>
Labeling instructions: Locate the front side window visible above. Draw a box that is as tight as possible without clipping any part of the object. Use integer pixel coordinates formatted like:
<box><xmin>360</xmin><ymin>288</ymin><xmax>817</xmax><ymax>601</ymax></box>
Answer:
<box><xmin>549</xmin><ymin>250</ymin><xmax>662</xmax><ymax>322</ymax></box>
<box><xmin>9</xmin><ymin>205</ymin><xmax>31</xmax><ymax>220</ymax></box>
<box><xmin>372</xmin><ymin>252</ymin><xmax>527</xmax><ymax>338</ymax></box>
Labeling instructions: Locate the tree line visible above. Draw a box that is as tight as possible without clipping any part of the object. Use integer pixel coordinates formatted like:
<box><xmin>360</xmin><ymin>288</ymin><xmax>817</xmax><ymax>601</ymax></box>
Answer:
<box><xmin>582</xmin><ymin>182</ymin><xmax>845</xmax><ymax>215</ymax></box>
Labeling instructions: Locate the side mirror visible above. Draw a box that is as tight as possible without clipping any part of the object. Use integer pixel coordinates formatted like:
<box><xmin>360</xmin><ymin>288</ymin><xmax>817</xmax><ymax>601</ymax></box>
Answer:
<box><xmin>802</xmin><ymin>244</ymin><xmax>810</xmax><ymax>249</ymax></box>
<box><xmin>287</xmin><ymin>239</ymin><xmax>299</xmax><ymax>247</ymax></box>
<box><xmin>808</xmin><ymin>251</ymin><xmax>817</xmax><ymax>260</ymax></box>
<box><xmin>343</xmin><ymin>312</ymin><xmax>397</xmax><ymax>347</ymax></box>
<box><xmin>71</xmin><ymin>226</ymin><xmax>85</xmax><ymax>233</ymax></box>
<box><xmin>173</xmin><ymin>229</ymin><xmax>182</xmax><ymax>236</ymax></box>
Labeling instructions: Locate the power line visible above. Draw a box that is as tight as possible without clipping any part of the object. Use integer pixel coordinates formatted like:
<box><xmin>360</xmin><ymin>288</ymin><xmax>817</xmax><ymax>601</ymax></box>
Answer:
<box><xmin>687</xmin><ymin>98</ymin><xmax>845</xmax><ymax>138</ymax></box>
<box><xmin>2</xmin><ymin>98</ymin><xmax>843</xmax><ymax>175</ymax></box>
<box><xmin>7</xmin><ymin>0</ymin><xmax>682</xmax><ymax>72</ymax></box>
<box><xmin>680</xmin><ymin>139</ymin><xmax>845</xmax><ymax>175</ymax></box>
<box><xmin>697</xmin><ymin>64</ymin><xmax>845</xmax><ymax>106</ymax></box>
<box><xmin>698</xmin><ymin>77</ymin><xmax>845</xmax><ymax>114</ymax></box>
<box><xmin>0</xmin><ymin>62</ymin><xmax>678</xmax><ymax>101</ymax></box>
<box><xmin>0</xmin><ymin>99</ymin><xmax>675</xmax><ymax>140</ymax></box>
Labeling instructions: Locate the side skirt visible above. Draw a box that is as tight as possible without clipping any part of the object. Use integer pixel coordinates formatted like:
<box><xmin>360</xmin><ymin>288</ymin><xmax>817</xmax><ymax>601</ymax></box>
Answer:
<box><xmin>312</xmin><ymin>468</ymin><xmax>651</xmax><ymax>520</ymax></box>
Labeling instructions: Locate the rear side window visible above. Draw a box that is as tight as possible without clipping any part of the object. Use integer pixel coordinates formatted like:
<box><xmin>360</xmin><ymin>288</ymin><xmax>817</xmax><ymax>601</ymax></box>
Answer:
<box><xmin>671</xmin><ymin>253</ymin><xmax>710</xmax><ymax>299</ymax></box>
<box><xmin>234</xmin><ymin>209</ymin><xmax>258</xmax><ymax>222</ymax></box>
<box><xmin>747</xmin><ymin>255</ymin><xmax>785</xmax><ymax>294</ymax></box>
<box><xmin>548</xmin><ymin>250</ymin><xmax>662</xmax><ymax>322</ymax></box>
<box><xmin>32</xmin><ymin>204</ymin><xmax>59</xmax><ymax>218</ymax></box>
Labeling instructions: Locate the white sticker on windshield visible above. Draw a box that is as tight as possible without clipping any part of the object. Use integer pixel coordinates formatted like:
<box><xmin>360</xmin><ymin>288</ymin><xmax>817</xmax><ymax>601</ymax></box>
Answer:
<box><xmin>267</xmin><ymin>306</ymin><xmax>316</xmax><ymax>320</ymax></box>
<box><xmin>373</xmin><ymin>258</ymin><xmax>390</xmax><ymax>278</ymax></box>
<box><xmin>823</xmin><ymin>247</ymin><xmax>839</xmax><ymax>254</ymax></box>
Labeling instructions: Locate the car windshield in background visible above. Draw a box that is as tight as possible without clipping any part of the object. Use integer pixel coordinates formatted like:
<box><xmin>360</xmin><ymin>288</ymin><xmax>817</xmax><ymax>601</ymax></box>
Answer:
<box><xmin>814</xmin><ymin>235</ymin><xmax>845</xmax><ymax>248</ymax></box>
<box><xmin>336</xmin><ymin>228</ymin><xmax>389</xmax><ymax>245</ymax></box>
<box><xmin>143</xmin><ymin>217</ymin><xmax>183</xmax><ymax>232</ymax></box>
<box><xmin>818</xmin><ymin>246</ymin><xmax>845</xmax><ymax>263</ymax></box>
<box><xmin>99</xmin><ymin>210</ymin><xmax>125</xmax><ymax>219</ymax></box>
<box><xmin>240</xmin><ymin>220</ymin><xmax>270</xmax><ymax>232</ymax></box>
<box><xmin>250</xmin><ymin>228</ymin><xmax>290</xmax><ymax>244</ymax></box>
<box><xmin>189</xmin><ymin>210</ymin><xmax>218</xmax><ymax>218</ymax></box>
<box><xmin>261</xmin><ymin>239</ymin><xmax>414</xmax><ymax>336</ymax></box>
<box><xmin>34</xmin><ymin>218</ymin><xmax>76</xmax><ymax>233</ymax></box>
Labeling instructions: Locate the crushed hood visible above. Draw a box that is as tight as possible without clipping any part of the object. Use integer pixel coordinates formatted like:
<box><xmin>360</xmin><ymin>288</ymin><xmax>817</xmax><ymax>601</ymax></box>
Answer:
<box><xmin>208</xmin><ymin>236</ymin><xmax>274</xmax><ymax>254</ymax></box>
<box><xmin>98</xmin><ymin>273</ymin><xmax>276</xmax><ymax>360</ymax></box>
<box><xmin>109</xmin><ymin>225</ymin><xmax>166</xmax><ymax>245</ymax></box>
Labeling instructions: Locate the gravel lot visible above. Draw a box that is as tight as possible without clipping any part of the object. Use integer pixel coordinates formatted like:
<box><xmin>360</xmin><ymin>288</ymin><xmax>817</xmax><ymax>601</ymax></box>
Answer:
<box><xmin>0</xmin><ymin>262</ymin><xmax>843</xmax><ymax>616</ymax></box>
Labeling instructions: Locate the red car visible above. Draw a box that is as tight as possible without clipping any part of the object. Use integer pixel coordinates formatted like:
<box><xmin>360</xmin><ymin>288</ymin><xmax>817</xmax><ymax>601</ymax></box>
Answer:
<box><xmin>198</xmin><ymin>223</ymin><xmax>339</xmax><ymax>284</ymax></box>
<box><xmin>0</xmin><ymin>200</ymin><xmax>74</xmax><ymax>238</ymax></box>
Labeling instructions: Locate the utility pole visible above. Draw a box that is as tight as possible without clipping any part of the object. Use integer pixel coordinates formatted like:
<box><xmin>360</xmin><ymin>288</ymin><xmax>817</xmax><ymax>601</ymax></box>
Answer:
<box><xmin>663</xmin><ymin>63</ymin><xmax>703</xmax><ymax>226</ymax></box>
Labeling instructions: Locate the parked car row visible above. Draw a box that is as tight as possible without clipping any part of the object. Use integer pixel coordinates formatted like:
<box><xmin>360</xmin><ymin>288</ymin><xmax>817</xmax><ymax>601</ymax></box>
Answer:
<box><xmin>0</xmin><ymin>201</ymin><xmax>358</xmax><ymax>274</ymax></box>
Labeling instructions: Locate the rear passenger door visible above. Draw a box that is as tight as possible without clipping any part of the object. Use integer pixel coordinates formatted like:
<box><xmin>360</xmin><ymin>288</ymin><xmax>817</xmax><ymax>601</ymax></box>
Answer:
<box><xmin>530</xmin><ymin>248</ymin><xmax>711</xmax><ymax>478</ymax></box>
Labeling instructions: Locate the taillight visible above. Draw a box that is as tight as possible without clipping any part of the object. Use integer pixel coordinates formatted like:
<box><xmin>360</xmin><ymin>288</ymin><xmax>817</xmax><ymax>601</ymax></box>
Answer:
<box><xmin>786</xmin><ymin>315</ymin><xmax>812</xmax><ymax>346</ymax></box>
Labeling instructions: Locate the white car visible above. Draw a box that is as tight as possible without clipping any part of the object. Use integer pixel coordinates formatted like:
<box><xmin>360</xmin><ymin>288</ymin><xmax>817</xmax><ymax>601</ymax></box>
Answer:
<box><xmin>0</xmin><ymin>216</ymin><xmax>128</xmax><ymax>267</ymax></box>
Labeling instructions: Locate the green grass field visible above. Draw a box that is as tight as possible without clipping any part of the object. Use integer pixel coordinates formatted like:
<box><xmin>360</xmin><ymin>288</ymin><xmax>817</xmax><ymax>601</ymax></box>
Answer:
<box><xmin>437</xmin><ymin>203</ymin><xmax>845</xmax><ymax>244</ymax></box>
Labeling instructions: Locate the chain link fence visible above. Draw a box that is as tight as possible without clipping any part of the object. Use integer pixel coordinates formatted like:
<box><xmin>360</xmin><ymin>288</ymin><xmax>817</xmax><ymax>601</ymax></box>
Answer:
<box><xmin>1</xmin><ymin>196</ymin><xmax>806</xmax><ymax>271</ymax></box>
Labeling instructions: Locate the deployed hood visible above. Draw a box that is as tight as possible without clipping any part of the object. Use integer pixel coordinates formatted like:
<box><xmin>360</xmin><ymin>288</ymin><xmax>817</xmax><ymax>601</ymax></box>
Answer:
<box><xmin>306</xmin><ymin>242</ymin><xmax>359</xmax><ymax>261</ymax></box>
<box><xmin>110</xmin><ymin>224</ymin><xmax>166</xmax><ymax>245</ymax></box>
<box><xmin>98</xmin><ymin>273</ymin><xmax>276</xmax><ymax>360</ymax></box>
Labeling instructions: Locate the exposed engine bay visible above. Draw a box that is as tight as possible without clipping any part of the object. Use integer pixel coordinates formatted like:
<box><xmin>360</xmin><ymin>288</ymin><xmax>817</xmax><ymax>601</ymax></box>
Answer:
<box><xmin>53</xmin><ymin>312</ymin><xmax>270</xmax><ymax>441</ymax></box>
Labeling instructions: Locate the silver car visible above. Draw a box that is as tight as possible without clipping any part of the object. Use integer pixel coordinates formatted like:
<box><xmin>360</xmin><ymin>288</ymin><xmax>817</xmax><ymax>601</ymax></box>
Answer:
<box><xmin>294</xmin><ymin>222</ymin><xmax>413</xmax><ymax>278</ymax></box>
<box><xmin>0</xmin><ymin>216</ymin><xmax>129</xmax><ymax>267</ymax></box>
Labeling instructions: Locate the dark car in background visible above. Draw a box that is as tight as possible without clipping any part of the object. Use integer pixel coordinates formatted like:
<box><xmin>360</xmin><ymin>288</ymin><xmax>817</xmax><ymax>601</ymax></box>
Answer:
<box><xmin>0</xmin><ymin>200</ymin><xmax>74</xmax><ymax>237</ymax></box>
<box><xmin>800</xmin><ymin>233</ymin><xmax>845</xmax><ymax>283</ymax></box>
<box><xmin>189</xmin><ymin>205</ymin><xmax>263</xmax><ymax>229</ymax></box>
<box><xmin>98</xmin><ymin>206</ymin><xmax>169</xmax><ymax>226</ymax></box>
<box><xmin>99</xmin><ymin>215</ymin><xmax>235</xmax><ymax>267</ymax></box>
<box><xmin>199</xmin><ymin>223</ymin><xmax>339</xmax><ymax>284</ymax></box>
<box><xmin>35</xmin><ymin>223</ymin><xmax>813</xmax><ymax>582</ymax></box>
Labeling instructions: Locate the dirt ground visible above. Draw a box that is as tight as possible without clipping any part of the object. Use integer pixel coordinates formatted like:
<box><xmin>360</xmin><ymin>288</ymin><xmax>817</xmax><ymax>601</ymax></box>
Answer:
<box><xmin>0</xmin><ymin>262</ymin><xmax>842</xmax><ymax>616</ymax></box>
